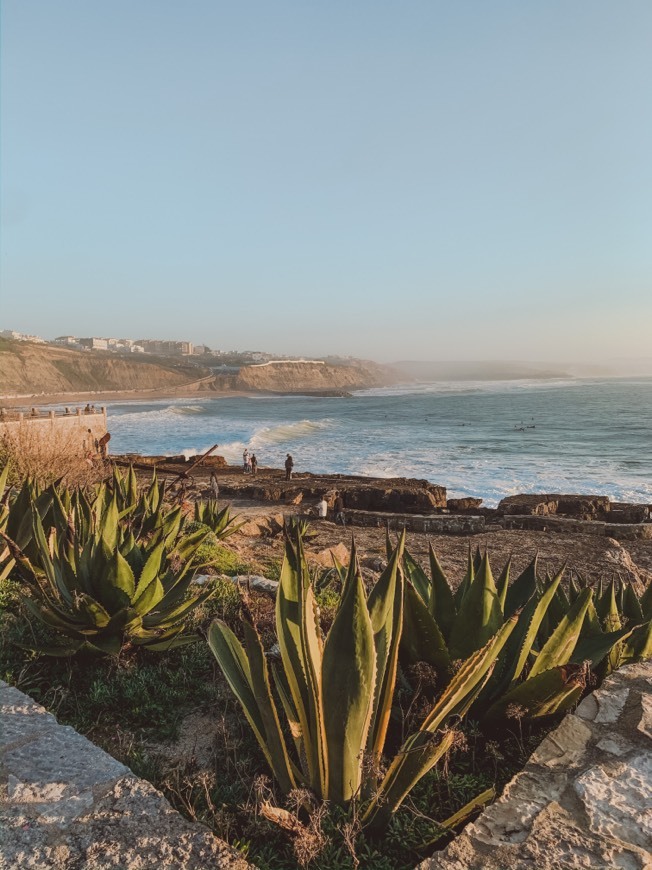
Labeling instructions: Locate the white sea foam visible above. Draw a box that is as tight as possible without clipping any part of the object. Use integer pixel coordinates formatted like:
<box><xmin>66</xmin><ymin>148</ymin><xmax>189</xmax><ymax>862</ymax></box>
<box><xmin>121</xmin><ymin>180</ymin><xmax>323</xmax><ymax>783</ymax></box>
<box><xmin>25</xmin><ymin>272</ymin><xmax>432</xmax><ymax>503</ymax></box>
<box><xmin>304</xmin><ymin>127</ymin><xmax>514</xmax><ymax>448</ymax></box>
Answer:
<box><xmin>250</xmin><ymin>419</ymin><xmax>331</xmax><ymax>446</ymax></box>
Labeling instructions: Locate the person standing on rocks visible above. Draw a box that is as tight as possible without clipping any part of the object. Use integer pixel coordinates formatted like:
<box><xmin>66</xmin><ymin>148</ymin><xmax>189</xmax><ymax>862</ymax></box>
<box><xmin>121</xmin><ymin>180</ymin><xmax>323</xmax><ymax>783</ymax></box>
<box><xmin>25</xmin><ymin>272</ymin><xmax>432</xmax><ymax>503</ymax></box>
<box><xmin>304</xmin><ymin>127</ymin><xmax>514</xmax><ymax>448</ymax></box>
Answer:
<box><xmin>317</xmin><ymin>496</ymin><xmax>328</xmax><ymax>519</ymax></box>
<box><xmin>334</xmin><ymin>492</ymin><xmax>346</xmax><ymax>526</ymax></box>
<box><xmin>285</xmin><ymin>454</ymin><xmax>294</xmax><ymax>480</ymax></box>
<box><xmin>243</xmin><ymin>449</ymin><xmax>250</xmax><ymax>473</ymax></box>
<box><xmin>250</xmin><ymin>454</ymin><xmax>258</xmax><ymax>476</ymax></box>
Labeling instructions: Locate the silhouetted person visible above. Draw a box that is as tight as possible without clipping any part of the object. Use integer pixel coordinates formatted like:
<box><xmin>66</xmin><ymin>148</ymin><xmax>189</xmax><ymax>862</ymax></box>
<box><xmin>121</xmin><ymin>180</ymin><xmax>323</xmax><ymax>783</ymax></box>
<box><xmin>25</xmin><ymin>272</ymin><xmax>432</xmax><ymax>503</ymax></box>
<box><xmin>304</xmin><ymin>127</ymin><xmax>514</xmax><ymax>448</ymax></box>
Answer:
<box><xmin>334</xmin><ymin>492</ymin><xmax>346</xmax><ymax>525</ymax></box>
<box><xmin>250</xmin><ymin>453</ymin><xmax>258</xmax><ymax>475</ymax></box>
<box><xmin>285</xmin><ymin>454</ymin><xmax>294</xmax><ymax>480</ymax></box>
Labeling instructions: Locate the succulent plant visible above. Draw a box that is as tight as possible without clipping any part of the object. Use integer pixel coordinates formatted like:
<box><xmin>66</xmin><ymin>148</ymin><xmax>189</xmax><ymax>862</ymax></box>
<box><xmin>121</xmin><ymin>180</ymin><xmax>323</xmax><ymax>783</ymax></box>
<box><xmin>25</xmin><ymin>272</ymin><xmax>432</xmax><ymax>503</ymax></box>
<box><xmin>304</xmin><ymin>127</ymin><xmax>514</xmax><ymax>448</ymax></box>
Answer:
<box><xmin>6</xmin><ymin>499</ymin><xmax>212</xmax><ymax>656</ymax></box>
<box><xmin>0</xmin><ymin>463</ymin><xmax>218</xmax><ymax>655</ymax></box>
<box><xmin>193</xmin><ymin>498</ymin><xmax>243</xmax><ymax>539</ymax></box>
<box><xmin>208</xmin><ymin>532</ymin><xmax>517</xmax><ymax>830</ymax></box>
<box><xmin>400</xmin><ymin>543</ymin><xmax>652</xmax><ymax>724</ymax></box>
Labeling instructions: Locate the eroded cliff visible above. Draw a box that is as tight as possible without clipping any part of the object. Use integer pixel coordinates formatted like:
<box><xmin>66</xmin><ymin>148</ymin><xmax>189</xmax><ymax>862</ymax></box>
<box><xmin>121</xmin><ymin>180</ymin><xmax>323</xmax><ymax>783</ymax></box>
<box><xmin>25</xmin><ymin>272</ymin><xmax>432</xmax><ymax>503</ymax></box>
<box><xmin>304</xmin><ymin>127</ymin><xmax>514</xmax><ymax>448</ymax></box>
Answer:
<box><xmin>0</xmin><ymin>342</ymin><xmax>205</xmax><ymax>397</ymax></box>
<box><xmin>226</xmin><ymin>360</ymin><xmax>397</xmax><ymax>393</ymax></box>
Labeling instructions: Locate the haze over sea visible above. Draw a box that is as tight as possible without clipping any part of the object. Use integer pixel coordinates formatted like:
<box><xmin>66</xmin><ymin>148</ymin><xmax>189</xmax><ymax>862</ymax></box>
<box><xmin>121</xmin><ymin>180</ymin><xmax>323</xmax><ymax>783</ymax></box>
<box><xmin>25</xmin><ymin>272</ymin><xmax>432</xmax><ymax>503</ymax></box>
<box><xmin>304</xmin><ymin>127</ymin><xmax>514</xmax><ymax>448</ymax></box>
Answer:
<box><xmin>106</xmin><ymin>378</ymin><xmax>652</xmax><ymax>508</ymax></box>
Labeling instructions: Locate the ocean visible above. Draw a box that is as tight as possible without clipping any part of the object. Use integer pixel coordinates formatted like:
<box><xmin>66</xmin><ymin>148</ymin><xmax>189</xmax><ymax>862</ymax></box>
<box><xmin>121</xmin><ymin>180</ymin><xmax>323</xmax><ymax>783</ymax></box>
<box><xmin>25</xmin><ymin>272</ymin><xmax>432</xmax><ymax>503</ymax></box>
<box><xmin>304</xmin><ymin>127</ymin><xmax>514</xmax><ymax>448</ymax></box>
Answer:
<box><xmin>103</xmin><ymin>378</ymin><xmax>652</xmax><ymax>508</ymax></box>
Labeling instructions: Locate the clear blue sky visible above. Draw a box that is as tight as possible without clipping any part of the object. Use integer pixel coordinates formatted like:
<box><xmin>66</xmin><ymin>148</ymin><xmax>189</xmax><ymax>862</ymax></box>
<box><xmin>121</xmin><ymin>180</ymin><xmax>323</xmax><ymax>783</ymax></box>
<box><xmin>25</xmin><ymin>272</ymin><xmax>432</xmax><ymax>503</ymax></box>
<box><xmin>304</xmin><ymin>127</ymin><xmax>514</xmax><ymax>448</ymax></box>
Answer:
<box><xmin>2</xmin><ymin>1</ymin><xmax>651</xmax><ymax>362</ymax></box>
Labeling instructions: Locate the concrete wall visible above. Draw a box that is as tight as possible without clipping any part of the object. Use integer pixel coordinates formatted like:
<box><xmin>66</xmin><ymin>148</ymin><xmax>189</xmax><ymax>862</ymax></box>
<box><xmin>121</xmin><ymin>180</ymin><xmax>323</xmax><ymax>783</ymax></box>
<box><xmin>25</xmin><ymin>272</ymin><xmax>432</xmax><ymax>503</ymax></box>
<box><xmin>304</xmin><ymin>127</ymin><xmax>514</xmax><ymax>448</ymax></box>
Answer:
<box><xmin>0</xmin><ymin>409</ymin><xmax>108</xmax><ymax>457</ymax></box>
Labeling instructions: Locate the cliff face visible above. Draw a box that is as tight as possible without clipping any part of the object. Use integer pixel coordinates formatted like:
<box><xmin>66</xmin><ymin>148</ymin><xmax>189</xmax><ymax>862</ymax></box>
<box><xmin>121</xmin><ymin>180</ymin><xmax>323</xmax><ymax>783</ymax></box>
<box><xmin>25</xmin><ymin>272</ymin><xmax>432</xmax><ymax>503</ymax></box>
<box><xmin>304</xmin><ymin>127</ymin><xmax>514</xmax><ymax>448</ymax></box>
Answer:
<box><xmin>0</xmin><ymin>342</ymin><xmax>203</xmax><ymax>397</ymax></box>
<box><xmin>228</xmin><ymin>360</ymin><xmax>397</xmax><ymax>393</ymax></box>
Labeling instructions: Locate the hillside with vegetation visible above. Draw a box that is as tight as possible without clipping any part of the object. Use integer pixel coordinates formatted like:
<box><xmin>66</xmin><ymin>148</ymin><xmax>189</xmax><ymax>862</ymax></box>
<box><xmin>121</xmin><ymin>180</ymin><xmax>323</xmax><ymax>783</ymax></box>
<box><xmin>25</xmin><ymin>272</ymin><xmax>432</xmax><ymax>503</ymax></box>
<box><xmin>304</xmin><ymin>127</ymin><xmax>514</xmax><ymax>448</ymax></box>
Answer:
<box><xmin>0</xmin><ymin>340</ymin><xmax>207</xmax><ymax>397</ymax></box>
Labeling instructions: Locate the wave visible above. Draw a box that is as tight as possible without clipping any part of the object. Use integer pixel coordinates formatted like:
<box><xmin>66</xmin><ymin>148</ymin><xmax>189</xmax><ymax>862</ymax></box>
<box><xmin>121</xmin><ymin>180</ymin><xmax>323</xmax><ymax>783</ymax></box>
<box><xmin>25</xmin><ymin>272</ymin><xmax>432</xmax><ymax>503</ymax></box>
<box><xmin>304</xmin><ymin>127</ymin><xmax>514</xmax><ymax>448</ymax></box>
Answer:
<box><xmin>171</xmin><ymin>405</ymin><xmax>206</xmax><ymax>415</ymax></box>
<box><xmin>250</xmin><ymin>419</ymin><xmax>331</xmax><ymax>446</ymax></box>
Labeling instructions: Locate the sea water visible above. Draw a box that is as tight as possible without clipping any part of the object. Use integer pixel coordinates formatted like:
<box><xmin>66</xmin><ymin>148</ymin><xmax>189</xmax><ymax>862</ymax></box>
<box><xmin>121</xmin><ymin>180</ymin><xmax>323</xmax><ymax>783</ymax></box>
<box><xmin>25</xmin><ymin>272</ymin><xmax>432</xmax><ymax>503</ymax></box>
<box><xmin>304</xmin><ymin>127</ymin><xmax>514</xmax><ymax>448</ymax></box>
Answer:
<box><xmin>103</xmin><ymin>378</ymin><xmax>652</xmax><ymax>507</ymax></box>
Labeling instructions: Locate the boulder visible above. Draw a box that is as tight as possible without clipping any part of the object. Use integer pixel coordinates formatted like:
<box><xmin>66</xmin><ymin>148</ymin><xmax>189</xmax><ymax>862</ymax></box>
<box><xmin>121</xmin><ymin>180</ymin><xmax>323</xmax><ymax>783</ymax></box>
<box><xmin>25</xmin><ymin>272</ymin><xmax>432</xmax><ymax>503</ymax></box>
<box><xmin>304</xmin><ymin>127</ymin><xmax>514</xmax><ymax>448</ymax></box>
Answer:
<box><xmin>608</xmin><ymin>503</ymin><xmax>650</xmax><ymax>524</ymax></box>
<box><xmin>497</xmin><ymin>494</ymin><xmax>560</xmax><ymax>516</ymax></box>
<box><xmin>447</xmin><ymin>497</ymin><xmax>483</xmax><ymax>512</ymax></box>
<box><xmin>343</xmin><ymin>484</ymin><xmax>446</xmax><ymax>514</ymax></box>
<box><xmin>498</xmin><ymin>494</ymin><xmax>610</xmax><ymax>520</ymax></box>
<box><xmin>310</xmin><ymin>543</ymin><xmax>350</xmax><ymax>569</ymax></box>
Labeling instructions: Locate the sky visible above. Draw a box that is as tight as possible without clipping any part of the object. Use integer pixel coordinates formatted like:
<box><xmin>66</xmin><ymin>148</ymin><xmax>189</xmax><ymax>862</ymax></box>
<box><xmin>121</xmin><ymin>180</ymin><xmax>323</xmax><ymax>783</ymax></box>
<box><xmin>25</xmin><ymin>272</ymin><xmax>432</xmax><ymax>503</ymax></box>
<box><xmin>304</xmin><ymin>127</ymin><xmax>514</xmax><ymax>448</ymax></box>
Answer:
<box><xmin>1</xmin><ymin>1</ymin><xmax>651</xmax><ymax>363</ymax></box>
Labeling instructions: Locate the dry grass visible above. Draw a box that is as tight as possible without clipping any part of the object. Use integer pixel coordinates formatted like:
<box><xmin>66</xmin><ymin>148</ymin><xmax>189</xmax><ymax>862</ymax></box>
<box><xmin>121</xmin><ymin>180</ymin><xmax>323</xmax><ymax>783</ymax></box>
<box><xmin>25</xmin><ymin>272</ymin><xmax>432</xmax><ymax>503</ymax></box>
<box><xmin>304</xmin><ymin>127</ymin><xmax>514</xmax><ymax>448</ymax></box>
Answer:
<box><xmin>0</xmin><ymin>425</ymin><xmax>107</xmax><ymax>487</ymax></box>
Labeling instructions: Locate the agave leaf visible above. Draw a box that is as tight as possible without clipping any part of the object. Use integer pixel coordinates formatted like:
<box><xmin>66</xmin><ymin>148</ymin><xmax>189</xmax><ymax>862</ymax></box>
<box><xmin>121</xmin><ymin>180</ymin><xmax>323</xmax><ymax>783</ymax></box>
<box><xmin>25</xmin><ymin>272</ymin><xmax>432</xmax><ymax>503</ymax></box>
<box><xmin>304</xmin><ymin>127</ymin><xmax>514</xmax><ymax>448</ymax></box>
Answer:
<box><xmin>112</xmin><ymin>550</ymin><xmax>137</xmax><ymax>601</ymax></box>
<box><xmin>173</xmin><ymin>527</ymin><xmax>209</xmax><ymax>563</ymax></box>
<box><xmin>75</xmin><ymin>593</ymin><xmax>111</xmax><ymax>628</ymax></box>
<box><xmin>208</xmin><ymin>619</ymin><xmax>296</xmax><ymax>793</ymax></box>
<box><xmin>141</xmin><ymin>634</ymin><xmax>199</xmax><ymax>651</ymax></box>
<box><xmin>496</xmin><ymin>556</ymin><xmax>511</xmax><ymax>611</ymax></box>
<box><xmin>277</xmin><ymin>533</ymin><xmax>325</xmax><ymax>792</ymax></box>
<box><xmin>472</xmin><ymin>546</ymin><xmax>483</xmax><ymax>575</ymax></box>
<box><xmin>322</xmin><ymin>556</ymin><xmax>376</xmax><ymax>803</ymax></box>
<box><xmin>479</xmin><ymin>569</ymin><xmax>563</xmax><ymax>708</ymax></box>
<box><xmin>134</xmin><ymin>541</ymin><xmax>166</xmax><ymax>597</ymax></box>
<box><xmin>601</xmin><ymin>579</ymin><xmax>621</xmax><ymax>633</ymax></box>
<box><xmin>132</xmin><ymin>575</ymin><xmax>166</xmax><ymax>615</ymax></box>
<box><xmin>529</xmin><ymin>587</ymin><xmax>592</xmax><ymax>678</ymax></box>
<box><xmin>144</xmin><ymin>586</ymin><xmax>212</xmax><ymax>629</ymax></box>
<box><xmin>448</xmin><ymin>553</ymin><xmax>502</xmax><ymax>660</ymax></box>
<box><xmin>32</xmin><ymin>641</ymin><xmax>87</xmax><ymax>657</ymax></box>
<box><xmin>0</xmin><ymin>462</ymin><xmax>10</xmax><ymax>500</ymax></box>
<box><xmin>619</xmin><ymin>619</ymin><xmax>652</xmax><ymax>663</ymax></box>
<box><xmin>19</xmin><ymin>594</ymin><xmax>86</xmax><ymax>634</ymax></box>
<box><xmin>572</xmin><ymin>624</ymin><xmax>637</xmax><ymax>668</ymax></box>
<box><xmin>100</xmin><ymin>493</ymin><xmax>120</xmax><ymax>553</ymax></box>
<box><xmin>622</xmin><ymin>583</ymin><xmax>644</xmax><ymax>624</ymax></box>
<box><xmin>640</xmin><ymin>583</ymin><xmax>652</xmax><ymax>620</ymax></box>
<box><xmin>428</xmin><ymin>545</ymin><xmax>456</xmax><ymax>639</ymax></box>
<box><xmin>581</xmin><ymin>598</ymin><xmax>604</xmax><ymax>638</ymax></box>
<box><xmin>568</xmin><ymin>573</ymin><xmax>582</xmax><ymax>604</ymax></box>
<box><xmin>504</xmin><ymin>555</ymin><xmax>539</xmax><ymax>617</ymax></box>
<box><xmin>86</xmin><ymin>634</ymin><xmax>123</xmax><ymax>655</ymax></box>
<box><xmin>272</xmin><ymin>663</ymin><xmax>303</xmax><ymax>758</ymax></box>
<box><xmin>366</xmin><ymin>533</ymin><xmax>405</xmax><ymax>765</ymax></box>
<box><xmin>483</xmin><ymin>663</ymin><xmax>586</xmax><ymax>723</ymax></box>
<box><xmin>453</xmin><ymin>548</ymin><xmax>474</xmax><ymax>609</ymax></box>
<box><xmin>421</xmin><ymin>788</ymin><xmax>496</xmax><ymax>848</ymax></box>
<box><xmin>403</xmin><ymin>549</ymin><xmax>431</xmax><ymax>607</ymax></box>
<box><xmin>401</xmin><ymin>583</ymin><xmax>451</xmax><ymax>679</ymax></box>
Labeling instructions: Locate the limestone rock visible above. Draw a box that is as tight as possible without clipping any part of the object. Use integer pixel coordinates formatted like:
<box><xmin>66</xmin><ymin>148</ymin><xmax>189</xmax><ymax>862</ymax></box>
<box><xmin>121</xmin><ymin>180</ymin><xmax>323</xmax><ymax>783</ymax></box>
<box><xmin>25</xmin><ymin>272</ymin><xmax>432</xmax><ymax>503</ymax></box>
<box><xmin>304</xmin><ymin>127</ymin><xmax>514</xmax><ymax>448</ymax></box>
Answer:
<box><xmin>419</xmin><ymin>662</ymin><xmax>652</xmax><ymax>870</ymax></box>
<box><xmin>447</xmin><ymin>497</ymin><xmax>483</xmax><ymax>512</ymax></box>
<box><xmin>0</xmin><ymin>682</ymin><xmax>250</xmax><ymax>869</ymax></box>
<box><xmin>311</xmin><ymin>543</ymin><xmax>350</xmax><ymax>568</ymax></box>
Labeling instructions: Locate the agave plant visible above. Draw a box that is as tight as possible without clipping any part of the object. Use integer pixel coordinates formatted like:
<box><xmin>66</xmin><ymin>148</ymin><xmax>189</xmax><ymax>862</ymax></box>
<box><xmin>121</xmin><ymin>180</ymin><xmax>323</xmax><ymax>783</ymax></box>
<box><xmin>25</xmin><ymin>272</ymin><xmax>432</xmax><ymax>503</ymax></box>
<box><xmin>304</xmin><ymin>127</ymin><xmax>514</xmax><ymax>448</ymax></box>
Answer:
<box><xmin>5</xmin><ymin>491</ymin><xmax>213</xmax><ymax>655</ymax></box>
<box><xmin>193</xmin><ymin>499</ymin><xmax>243</xmax><ymax>539</ymax></box>
<box><xmin>208</xmin><ymin>532</ymin><xmax>517</xmax><ymax>830</ymax></box>
<box><xmin>283</xmin><ymin>515</ymin><xmax>318</xmax><ymax>542</ymax></box>
<box><xmin>400</xmin><ymin>543</ymin><xmax>652</xmax><ymax>724</ymax></box>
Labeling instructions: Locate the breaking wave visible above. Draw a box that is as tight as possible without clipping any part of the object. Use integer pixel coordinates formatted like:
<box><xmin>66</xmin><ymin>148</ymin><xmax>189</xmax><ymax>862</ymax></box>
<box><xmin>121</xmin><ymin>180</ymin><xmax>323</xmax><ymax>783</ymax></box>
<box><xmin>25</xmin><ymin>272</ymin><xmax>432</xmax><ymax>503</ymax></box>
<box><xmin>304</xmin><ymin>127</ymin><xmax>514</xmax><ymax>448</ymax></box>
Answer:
<box><xmin>250</xmin><ymin>419</ymin><xmax>331</xmax><ymax>446</ymax></box>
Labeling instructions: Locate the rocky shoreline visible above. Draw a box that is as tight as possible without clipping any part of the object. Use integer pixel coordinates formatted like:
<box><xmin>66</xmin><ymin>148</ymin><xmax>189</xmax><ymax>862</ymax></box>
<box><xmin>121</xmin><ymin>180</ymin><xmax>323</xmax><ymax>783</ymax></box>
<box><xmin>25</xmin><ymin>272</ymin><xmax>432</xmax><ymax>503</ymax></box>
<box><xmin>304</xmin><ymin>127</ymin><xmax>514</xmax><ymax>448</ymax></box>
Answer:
<box><xmin>111</xmin><ymin>456</ymin><xmax>652</xmax><ymax>595</ymax></box>
<box><xmin>116</xmin><ymin>453</ymin><xmax>652</xmax><ymax>536</ymax></box>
